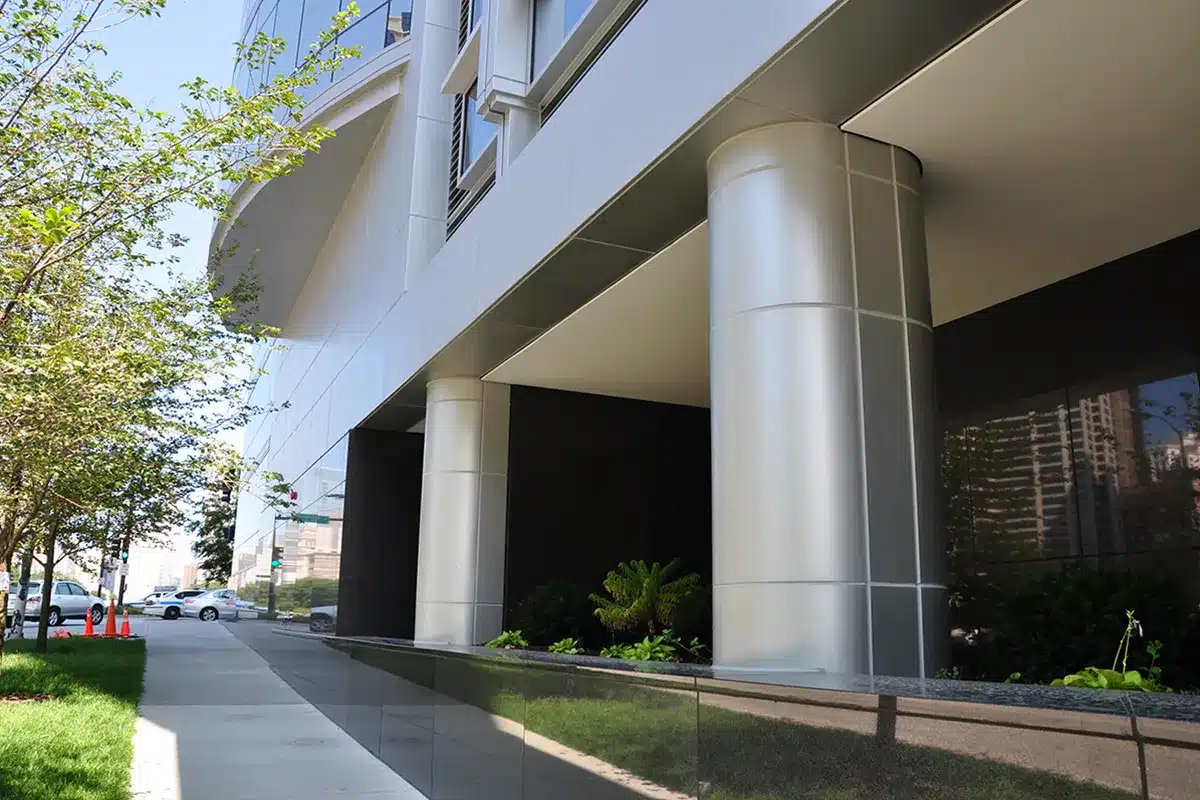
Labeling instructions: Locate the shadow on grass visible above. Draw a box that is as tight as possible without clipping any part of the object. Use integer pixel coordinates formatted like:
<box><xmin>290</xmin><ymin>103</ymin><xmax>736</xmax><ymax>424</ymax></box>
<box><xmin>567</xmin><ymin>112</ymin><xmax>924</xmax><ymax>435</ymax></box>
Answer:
<box><xmin>0</xmin><ymin>638</ymin><xmax>146</xmax><ymax>800</ymax></box>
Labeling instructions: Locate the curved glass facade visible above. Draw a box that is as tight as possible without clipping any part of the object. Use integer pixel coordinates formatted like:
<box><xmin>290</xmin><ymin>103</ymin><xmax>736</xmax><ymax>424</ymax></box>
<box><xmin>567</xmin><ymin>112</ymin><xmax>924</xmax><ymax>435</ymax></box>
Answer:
<box><xmin>231</xmin><ymin>436</ymin><xmax>347</xmax><ymax>619</ymax></box>
<box><xmin>233</xmin><ymin>0</ymin><xmax>412</xmax><ymax>99</ymax></box>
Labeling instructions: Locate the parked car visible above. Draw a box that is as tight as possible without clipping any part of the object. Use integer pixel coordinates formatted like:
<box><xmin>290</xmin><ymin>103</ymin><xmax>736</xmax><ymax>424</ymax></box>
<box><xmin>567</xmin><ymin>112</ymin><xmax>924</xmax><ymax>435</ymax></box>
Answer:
<box><xmin>6</xmin><ymin>581</ymin><xmax>106</xmax><ymax>627</ymax></box>
<box><xmin>183</xmin><ymin>589</ymin><xmax>242</xmax><ymax>622</ymax></box>
<box><xmin>144</xmin><ymin>589</ymin><xmax>206</xmax><ymax>620</ymax></box>
<box><xmin>309</xmin><ymin>605</ymin><xmax>337</xmax><ymax>633</ymax></box>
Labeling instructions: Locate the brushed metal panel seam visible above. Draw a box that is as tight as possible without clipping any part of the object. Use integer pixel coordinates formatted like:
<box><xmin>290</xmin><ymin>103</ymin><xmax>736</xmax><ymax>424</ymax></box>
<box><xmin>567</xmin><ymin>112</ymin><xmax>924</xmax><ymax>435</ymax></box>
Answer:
<box><xmin>891</xmin><ymin>144</ymin><xmax>927</xmax><ymax>679</ymax></box>
<box><xmin>844</xmin><ymin>132</ymin><xmax>877</xmax><ymax>679</ymax></box>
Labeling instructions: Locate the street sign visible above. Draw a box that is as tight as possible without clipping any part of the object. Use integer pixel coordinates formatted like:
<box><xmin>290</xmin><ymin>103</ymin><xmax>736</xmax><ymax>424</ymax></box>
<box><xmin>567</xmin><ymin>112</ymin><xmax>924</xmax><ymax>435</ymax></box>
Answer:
<box><xmin>101</xmin><ymin>572</ymin><xmax>115</xmax><ymax>591</ymax></box>
<box><xmin>0</xmin><ymin>571</ymin><xmax>9</xmax><ymax>592</ymax></box>
<box><xmin>118</xmin><ymin>563</ymin><xmax>129</xmax><ymax>577</ymax></box>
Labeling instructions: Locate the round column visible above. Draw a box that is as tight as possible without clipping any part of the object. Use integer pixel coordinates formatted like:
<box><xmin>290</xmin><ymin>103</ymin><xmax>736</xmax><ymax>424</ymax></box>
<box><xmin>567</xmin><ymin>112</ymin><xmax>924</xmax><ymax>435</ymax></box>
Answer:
<box><xmin>414</xmin><ymin>377</ymin><xmax>510</xmax><ymax>645</ymax></box>
<box><xmin>707</xmin><ymin>122</ymin><xmax>943</xmax><ymax>677</ymax></box>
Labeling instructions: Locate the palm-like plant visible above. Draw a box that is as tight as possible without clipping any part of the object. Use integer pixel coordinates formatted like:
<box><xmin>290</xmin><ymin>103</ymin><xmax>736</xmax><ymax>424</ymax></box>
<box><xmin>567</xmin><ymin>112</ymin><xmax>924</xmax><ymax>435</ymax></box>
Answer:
<box><xmin>590</xmin><ymin>559</ymin><xmax>701</xmax><ymax>636</ymax></box>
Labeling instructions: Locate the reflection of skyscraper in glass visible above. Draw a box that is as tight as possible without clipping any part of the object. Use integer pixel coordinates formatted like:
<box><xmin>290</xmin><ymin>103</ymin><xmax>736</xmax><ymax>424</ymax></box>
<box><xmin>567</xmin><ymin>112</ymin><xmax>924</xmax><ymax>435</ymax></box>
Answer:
<box><xmin>960</xmin><ymin>403</ymin><xmax>1076</xmax><ymax>563</ymax></box>
<box><xmin>1071</xmin><ymin>389</ymin><xmax>1136</xmax><ymax>556</ymax></box>
<box><xmin>954</xmin><ymin>387</ymin><xmax>1142</xmax><ymax>564</ymax></box>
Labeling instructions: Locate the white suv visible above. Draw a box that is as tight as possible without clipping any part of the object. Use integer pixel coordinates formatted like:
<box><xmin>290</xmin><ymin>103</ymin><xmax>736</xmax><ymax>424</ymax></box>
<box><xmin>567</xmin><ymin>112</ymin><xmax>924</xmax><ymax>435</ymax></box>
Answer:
<box><xmin>6</xmin><ymin>581</ymin><xmax>106</xmax><ymax>627</ymax></box>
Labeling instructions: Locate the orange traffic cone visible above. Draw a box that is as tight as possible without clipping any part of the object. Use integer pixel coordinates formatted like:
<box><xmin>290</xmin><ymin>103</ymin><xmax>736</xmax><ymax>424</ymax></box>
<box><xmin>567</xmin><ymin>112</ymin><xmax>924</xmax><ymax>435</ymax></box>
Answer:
<box><xmin>84</xmin><ymin>607</ymin><xmax>94</xmax><ymax>637</ymax></box>
<box><xmin>119</xmin><ymin>608</ymin><xmax>130</xmax><ymax>638</ymax></box>
<box><xmin>103</xmin><ymin>598</ymin><xmax>117</xmax><ymax>637</ymax></box>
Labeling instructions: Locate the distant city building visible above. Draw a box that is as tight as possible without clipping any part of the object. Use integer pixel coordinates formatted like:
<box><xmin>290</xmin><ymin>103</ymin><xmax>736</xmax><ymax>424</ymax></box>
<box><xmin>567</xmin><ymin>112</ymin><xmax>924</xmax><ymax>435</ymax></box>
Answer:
<box><xmin>1147</xmin><ymin>432</ymin><xmax>1200</xmax><ymax>480</ymax></box>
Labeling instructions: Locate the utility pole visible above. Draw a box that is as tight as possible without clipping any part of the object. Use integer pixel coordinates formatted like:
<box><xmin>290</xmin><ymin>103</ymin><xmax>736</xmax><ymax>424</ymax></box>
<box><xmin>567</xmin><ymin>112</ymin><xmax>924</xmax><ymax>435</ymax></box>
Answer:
<box><xmin>117</xmin><ymin>506</ymin><xmax>133</xmax><ymax>606</ymax></box>
<box><xmin>95</xmin><ymin>518</ymin><xmax>111</xmax><ymax>597</ymax></box>
<box><xmin>267</xmin><ymin>532</ymin><xmax>279</xmax><ymax>614</ymax></box>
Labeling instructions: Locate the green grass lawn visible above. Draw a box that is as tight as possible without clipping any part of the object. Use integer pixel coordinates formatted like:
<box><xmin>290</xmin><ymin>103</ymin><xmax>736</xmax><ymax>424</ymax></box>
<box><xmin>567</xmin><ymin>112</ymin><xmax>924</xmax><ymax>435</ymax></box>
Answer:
<box><xmin>0</xmin><ymin>637</ymin><xmax>146</xmax><ymax>800</ymax></box>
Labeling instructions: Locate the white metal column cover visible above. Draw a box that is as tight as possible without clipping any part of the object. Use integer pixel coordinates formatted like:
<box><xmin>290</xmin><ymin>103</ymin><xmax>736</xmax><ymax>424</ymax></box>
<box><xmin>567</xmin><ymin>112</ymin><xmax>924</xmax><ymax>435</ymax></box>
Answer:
<box><xmin>414</xmin><ymin>377</ymin><xmax>510</xmax><ymax>645</ymax></box>
<box><xmin>707</xmin><ymin>121</ymin><xmax>943</xmax><ymax>678</ymax></box>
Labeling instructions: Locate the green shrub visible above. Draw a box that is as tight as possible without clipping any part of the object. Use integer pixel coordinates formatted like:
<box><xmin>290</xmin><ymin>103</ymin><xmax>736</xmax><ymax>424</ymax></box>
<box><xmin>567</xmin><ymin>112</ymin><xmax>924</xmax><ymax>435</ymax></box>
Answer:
<box><xmin>548</xmin><ymin>637</ymin><xmax>583</xmax><ymax>655</ymax></box>
<box><xmin>590</xmin><ymin>559</ymin><xmax>701</xmax><ymax>637</ymax></box>
<box><xmin>959</xmin><ymin>563</ymin><xmax>1200</xmax><ymax>688</ymax></box>
<box><xmin>513</xmin><ymin>583</ymin><xmax>604</xmax><ymax>646</ymax></box>
<box><xmin>626</xmin><ymin>634</ymin><xmax>676</xmax><ymax>662</ymax></box>
<box><xmin>598</xmin><ymin>635</ymin><xmax>677</xmax><ymax>662</ymax></box>
<box><xmin>484</xmin><ymin>630</ymin><xmax>529</xmax><ymax>650</ymax></box>
<box><xmin>1054</xmin><ymin>666</ymin><xmax>1164</xmax><ymax>692</ymax></box>
<box><xmin>1052</xmin><ymin>610</ymin><xmax>1170</xmax><ymax>692</ymax></box>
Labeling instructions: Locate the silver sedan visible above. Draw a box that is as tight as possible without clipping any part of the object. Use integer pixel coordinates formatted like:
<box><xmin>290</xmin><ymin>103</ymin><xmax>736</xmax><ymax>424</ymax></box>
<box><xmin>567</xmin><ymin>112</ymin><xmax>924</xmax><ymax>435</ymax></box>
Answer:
<box><xmin>182</xmin><ymin>589</ymin><xmax>242</xmax><ymax>622</ymax></box>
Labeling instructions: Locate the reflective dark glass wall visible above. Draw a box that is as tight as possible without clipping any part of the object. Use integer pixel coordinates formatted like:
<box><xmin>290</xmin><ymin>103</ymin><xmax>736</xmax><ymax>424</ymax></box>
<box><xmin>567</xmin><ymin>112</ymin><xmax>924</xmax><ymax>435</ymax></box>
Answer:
<box><xmin>935</xmin><ymin>229</ymin><xmax>1200</xmax><ymax>686</ymax></box>
<box><xmin>234</xmin><ymin>0</ymin><xmax>414</xmax><ymax>102</ymax></box>
<box><xmin>231</xmin><ymin>436</ymin><xmax>347</xmax><ymax>623</ymax></box>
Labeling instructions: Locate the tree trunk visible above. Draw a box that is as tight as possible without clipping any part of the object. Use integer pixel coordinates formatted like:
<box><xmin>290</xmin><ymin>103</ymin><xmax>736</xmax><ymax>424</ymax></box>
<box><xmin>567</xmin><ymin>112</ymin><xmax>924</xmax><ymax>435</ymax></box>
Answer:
<box><xmin>9</xmin><ymin>548</ymin><xmax>34</xmax><ymax>641</ymax></box>
<box><xmin>0</xmin><ymin>499</ymin><xmax>23</xmax><ymax>670</ymax></box>
<box><xmin>35</xmin><ymin>528</ymin><xmax>56</xmax><ymax>654</ymax></box>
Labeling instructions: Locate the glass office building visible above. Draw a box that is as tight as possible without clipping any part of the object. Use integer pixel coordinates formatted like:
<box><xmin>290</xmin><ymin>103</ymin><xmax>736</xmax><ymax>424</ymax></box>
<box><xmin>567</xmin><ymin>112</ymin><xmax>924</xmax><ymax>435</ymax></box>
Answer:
<box><xmin>214</xmin><ymin>1</ymin><xmax>1200</xmax><ymax>795</ymax></box>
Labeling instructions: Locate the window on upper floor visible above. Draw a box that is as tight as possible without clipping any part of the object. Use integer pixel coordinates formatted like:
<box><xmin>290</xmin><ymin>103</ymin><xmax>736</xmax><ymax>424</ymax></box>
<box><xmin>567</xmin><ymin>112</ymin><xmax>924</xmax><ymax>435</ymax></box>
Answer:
<box><xmin>448</xmin><ymin>80</ymin><xmax>498</xmax><ymax>230</ymax></box>
<box><xmin>252</xmin><ymin>1</ymin><xmax>279</xmax><ymax>87</ymax></box>
<box><xmin>459</xmin><ymin>0</ymin><xmax>483</xmax><ymax>49</ymax></box>
<box><xmin>470</xmin><ymin>0</ymin><xmax>483</xmax><ymax>35</ymax></box>
<box><xmin>531</xmin><ymin>0</ymin><xmax>594</xmax><ymax>80</ymax></box>
<box><xmin>270</xmin><ymin>0</ymin><xmax>304</xmax><ymax>81</ymax></box>
<box><xmin>332</xmin><ymin>1</ymin><xmax>403</xmax><ymax>80</ymax></box>
<box><xmin>299</xmin><ymin>0</ymin><xmax>343</xmax><ymax>57</ymax></box>
<box><xmin>295</xmin><ymin>0</ymin><xmax>342</xmax><ymax>96</ymax></box>
<box><xmin>385</xmin><ymin>3</ymin><xmax>413</xmax><ymax>47</ymax></box>
<box><xmin>460</xmin><ymin>81</ymin><xmax>498</xmax><ymax>177</ymax></box>
<box><xmin>529</xmin><ymin>0</ymin><xmax>645</xmax><ymax>122</ymax></box>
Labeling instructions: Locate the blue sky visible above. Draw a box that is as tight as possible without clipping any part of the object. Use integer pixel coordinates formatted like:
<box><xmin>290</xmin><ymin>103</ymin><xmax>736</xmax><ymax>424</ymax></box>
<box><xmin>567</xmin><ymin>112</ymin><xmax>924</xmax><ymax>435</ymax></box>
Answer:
<box><xmin>88</xmin><ymin>2</ymin><xmax>246</xmax><ymax>581</ymax></box>
<box><xmin>97</xmin><ymin>0</ymin><xmax>247</xmax><ymax>450</ymax></box>
<box><xmin>98</xmin><ymin>0</ymin><xmax>241</xmax><ymax>286</ymax></box>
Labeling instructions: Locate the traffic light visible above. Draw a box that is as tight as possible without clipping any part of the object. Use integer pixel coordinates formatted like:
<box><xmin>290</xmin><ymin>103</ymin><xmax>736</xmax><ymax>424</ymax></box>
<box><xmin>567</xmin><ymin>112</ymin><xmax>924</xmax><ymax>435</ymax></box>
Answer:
<box><xmin>270</xmin><ymin>547</ymin><xmax>283</xmax><ymax>569</ymax></box>
<box><xmin>223</xmin><ymin>524</ymin><xmax>235</xmax><ymax>542</ymax></box>
<box><xmin>119</xmin><ymin>550</ymin><xmax>128</xmax><ymax>561</ymax></box>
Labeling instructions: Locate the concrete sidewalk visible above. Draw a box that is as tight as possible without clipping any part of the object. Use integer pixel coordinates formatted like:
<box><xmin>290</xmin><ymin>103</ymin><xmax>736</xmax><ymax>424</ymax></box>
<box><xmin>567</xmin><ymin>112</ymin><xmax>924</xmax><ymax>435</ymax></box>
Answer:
<box><xmin>130</xmin><ymin>617</ymin><xmax>424</xmax><ymax>799</ymax></box>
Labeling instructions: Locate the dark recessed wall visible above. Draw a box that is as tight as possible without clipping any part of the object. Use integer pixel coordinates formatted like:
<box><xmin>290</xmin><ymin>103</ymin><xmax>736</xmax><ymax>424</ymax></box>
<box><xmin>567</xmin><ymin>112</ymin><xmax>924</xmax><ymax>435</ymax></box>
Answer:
<box><xmin>503</xmin><ymin>386</ymin><xmax>711</xmax><ymax>619</ymax></box>
<box><xmin>337</xmin><ymin>428</ymin><xmax>424</xmax><ymax>638</ymax></box>
<box><xmin>934</xmin><ymin>228</ymin><xmax>1200</xmax><ymax>419</ymax></box>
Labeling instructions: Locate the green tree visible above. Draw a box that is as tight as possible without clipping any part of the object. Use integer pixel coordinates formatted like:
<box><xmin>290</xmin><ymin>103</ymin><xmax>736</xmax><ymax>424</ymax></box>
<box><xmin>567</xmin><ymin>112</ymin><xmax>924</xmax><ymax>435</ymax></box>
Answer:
<box><xmin>591</xmin><ymin>559</ymin><xmax>701</xmax><ymax>637</ymax></box>
<box><xmin>190</xmin><ymin>445</ymin><xmax>240</xmax><ymax>586</ymax></box>
<box><xmin>0</xmin><ymin>0</ymin><xmax>363</xmax><ymax>667</ymax></box>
